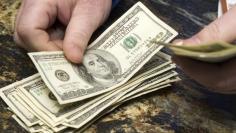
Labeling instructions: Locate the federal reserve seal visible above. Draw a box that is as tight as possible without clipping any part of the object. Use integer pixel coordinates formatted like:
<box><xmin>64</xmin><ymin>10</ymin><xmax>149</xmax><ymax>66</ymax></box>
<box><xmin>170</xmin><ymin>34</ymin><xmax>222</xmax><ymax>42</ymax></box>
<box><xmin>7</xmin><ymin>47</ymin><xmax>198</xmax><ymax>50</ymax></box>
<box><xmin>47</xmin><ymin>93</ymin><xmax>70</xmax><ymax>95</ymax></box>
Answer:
<box><xmin>55</xmin><ymin>70</ymin><xmax>70</xmax><ymax>82</ymax></box>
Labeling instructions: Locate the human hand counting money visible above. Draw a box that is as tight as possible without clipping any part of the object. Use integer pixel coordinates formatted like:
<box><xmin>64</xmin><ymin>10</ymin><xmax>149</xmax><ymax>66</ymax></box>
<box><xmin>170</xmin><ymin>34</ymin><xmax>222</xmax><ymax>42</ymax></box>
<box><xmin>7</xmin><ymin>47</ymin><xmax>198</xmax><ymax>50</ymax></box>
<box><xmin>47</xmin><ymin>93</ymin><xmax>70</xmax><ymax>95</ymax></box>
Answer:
<box><xmin>14</xmin><ymin>0</ymin><xmax>112</xmax><ymax>63</ymax></box>
<box><xmin>173</xmin><ymin>6</ymin><xmax>236</xmax><ymax>94</ymax></box>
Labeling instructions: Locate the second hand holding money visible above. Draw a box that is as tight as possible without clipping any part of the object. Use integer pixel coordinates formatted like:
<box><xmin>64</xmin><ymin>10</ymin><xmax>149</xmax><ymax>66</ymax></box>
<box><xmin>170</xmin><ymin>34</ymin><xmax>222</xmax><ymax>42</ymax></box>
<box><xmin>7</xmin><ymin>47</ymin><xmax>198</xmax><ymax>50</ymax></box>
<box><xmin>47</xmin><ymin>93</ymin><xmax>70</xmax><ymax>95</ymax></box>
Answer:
<box><xmin>171</xmin><ymin>5</ymin><xmax>236</xmax><ymax>94</ymax></box>
<box><xmin>155</xmin><ymin>41</ymin><xmax>236</xmax><ymax>63</ymax></box>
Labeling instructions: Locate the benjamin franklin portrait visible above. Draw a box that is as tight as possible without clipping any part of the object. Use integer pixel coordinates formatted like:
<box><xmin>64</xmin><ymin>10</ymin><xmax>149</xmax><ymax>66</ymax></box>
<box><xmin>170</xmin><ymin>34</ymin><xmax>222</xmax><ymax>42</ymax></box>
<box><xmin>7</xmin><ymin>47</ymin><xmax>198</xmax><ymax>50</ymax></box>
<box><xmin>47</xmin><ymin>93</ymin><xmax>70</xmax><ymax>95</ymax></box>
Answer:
<box><xmin>74</xmin><ymin>49</ymin><xmax>122</xmax><ymax>88</ymax></box>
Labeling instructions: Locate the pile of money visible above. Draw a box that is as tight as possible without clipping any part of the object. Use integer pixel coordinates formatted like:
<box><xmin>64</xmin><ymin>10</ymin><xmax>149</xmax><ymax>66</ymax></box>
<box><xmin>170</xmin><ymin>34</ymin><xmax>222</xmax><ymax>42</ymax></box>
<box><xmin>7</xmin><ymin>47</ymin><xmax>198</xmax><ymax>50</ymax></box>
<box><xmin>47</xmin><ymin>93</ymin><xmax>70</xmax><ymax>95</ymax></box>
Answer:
<box><xmin>0</xmin><ymin>2</ymin><xmax>179</xmax><ymax>133</ymax></box>
<box><xmin>156</xmin><ymin>41</ymin><xmax>236</xmax><ymax>63</ymax></box>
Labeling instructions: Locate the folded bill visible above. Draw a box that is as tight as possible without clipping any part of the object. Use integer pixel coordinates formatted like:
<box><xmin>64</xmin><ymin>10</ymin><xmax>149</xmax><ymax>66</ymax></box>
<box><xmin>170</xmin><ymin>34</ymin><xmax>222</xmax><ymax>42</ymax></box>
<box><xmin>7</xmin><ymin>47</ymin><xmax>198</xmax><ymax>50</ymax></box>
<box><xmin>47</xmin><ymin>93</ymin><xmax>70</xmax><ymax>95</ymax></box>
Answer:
<box><xmin>156</xmin><ymin>41</ymin><xmax>236</xmax><ymax>62</ymax></box>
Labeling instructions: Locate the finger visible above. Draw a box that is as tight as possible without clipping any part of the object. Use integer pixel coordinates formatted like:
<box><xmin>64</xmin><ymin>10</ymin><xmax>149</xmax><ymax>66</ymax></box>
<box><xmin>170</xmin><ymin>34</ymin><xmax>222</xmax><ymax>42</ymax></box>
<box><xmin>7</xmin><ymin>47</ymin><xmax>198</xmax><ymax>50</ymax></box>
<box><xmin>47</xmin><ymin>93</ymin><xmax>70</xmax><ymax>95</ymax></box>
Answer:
<box><xmin>15</xmin><ymin>0</ymin><xmax>25</xmax><ymax>29</ymax></box>
<box><xmin>16</xmin><ymin>0</ymin><xmax>60</xmax><ymax>51</ymax></box>
<box><xmin>63</xmin><ymin>0</ymin><xmax>112</xmax><ymax>63</ymax></box>
<box><xmin>14</xmin><ymin>0</ymin><xmax>26</xmax><ymax>46</ymax></box>
<box><xmin>175</xmin><ymin>5</ymin><xmax>236</xmax><ymax>45</ymax></box>
<box><xmin>47</xmin><ymin>23</ymin><xmax>65</xmax><ymax>49</ymax></box>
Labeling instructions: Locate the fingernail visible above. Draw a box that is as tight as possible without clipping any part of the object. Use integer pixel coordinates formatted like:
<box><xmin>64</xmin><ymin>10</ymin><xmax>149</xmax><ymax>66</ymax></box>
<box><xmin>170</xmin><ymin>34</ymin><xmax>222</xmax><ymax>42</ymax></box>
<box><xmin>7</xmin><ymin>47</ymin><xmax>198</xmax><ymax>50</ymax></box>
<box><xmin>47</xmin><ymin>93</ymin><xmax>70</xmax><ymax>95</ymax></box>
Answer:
<box><xmin>66</xmin><ymin>44</ymin><xmax>84</xmax><ymax>63</ymax></box>
<box><xmin>172</xmin><ymin>39</ymin><xmax>184</xmax><ymax>46</ymax></box>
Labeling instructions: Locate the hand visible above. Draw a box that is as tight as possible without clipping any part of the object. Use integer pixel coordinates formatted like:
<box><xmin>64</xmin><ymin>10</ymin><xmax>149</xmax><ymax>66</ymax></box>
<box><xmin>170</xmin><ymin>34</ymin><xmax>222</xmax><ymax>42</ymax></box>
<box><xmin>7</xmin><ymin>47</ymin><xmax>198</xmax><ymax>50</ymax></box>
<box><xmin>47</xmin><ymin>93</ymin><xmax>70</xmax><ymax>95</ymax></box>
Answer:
<box><xmin>173</xmin><ymin>6</ymin><xmax>236</xmax><ymax>94</ymax></box>
<box><xmin>14</xmin><ymin>0</ymin><xmax>112</xmax><ymax>63</ymax></box>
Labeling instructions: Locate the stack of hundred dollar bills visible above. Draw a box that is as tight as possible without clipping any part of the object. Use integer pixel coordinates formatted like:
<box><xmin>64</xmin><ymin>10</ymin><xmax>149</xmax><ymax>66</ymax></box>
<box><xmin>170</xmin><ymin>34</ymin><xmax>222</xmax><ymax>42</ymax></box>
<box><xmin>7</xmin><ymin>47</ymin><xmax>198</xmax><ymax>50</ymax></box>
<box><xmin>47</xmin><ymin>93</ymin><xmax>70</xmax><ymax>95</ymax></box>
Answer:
<box><xmin>0</xmin><ymin>2</ymin><xmax>180</xmax><ymax>133</ymax></box>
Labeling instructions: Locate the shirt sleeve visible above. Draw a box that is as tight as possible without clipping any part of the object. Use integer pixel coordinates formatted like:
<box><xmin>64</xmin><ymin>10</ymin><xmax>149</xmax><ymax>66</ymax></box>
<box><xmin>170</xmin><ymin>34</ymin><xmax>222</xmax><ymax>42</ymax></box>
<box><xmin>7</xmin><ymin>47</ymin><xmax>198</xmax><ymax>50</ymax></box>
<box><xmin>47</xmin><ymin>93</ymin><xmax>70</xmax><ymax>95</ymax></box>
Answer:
<box><xmin>112</xmin><ymin>0</ymin><xmax>120</xmax><ymax>9</ymax></box>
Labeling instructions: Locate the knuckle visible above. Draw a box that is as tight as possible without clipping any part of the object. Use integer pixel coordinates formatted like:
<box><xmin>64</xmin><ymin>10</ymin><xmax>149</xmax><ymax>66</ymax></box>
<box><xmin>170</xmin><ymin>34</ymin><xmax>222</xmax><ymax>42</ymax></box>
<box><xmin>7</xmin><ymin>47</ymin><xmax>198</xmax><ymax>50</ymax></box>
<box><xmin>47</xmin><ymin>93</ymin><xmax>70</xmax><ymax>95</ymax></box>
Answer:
<box><xmin>205</xmin><ymin>22</ymin><xmax>221</xmax><ymax>40</ymax></box>
<box><xmin>16</xmin><ymin>24</ymin><xmax>30</xmax><ymax>39</ymax></box>
<box><xmin>195</xmin><ymin>21</ymin><xmax>221</xmax><ymax>42</ymax></box>
<box><xmin>208</xmin><ymin>22</ymin><xmax>221</xmax><ymax>39</ymax></box>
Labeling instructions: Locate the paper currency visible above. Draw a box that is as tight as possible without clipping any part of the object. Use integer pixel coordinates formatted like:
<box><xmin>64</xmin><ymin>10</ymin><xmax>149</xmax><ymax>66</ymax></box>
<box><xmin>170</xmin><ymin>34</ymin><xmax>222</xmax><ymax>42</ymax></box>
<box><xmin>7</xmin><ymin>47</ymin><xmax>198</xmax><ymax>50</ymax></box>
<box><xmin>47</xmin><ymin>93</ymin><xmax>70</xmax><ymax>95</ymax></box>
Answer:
<box><xmin>0</xmin><ymin>75</ymin><xmax>41</xmax><ymax>127</ymax></box>
<box><xmin>29</xmin><ymin>2</ymin><xmax>178</xmax><ymax>104</ymax></box>
<box><xmin>18</xmin><ymin>76</ymin><xmax>106</xmax><ymax>123</ymax></box>
<box><xmin>2</xmin><ymin>56</ymin><xmax>178</xmax><ymax>132</ymax></box>
<box><xmin>64</xmin><ymin>70</ymin><xmax>178</xmax><ymax>129</ymax></box>
<box><xmin>65</xmin><ymin>52</ymin><xmax>175</xmax><ymax>122</ymax></box>
<box><xmin>2</xmin><ymin>50</ymin><xmax>178</xmax><ymax>132</ymax></box>
<box><xmin>12</xmin><ymin>115</ymin><xmax>44</xmax><ymax>133</ymax></box>
<box><xmin>156</xmin><ymin>41</ymin><xmax>236</xmax><ymax>62</ymax></box>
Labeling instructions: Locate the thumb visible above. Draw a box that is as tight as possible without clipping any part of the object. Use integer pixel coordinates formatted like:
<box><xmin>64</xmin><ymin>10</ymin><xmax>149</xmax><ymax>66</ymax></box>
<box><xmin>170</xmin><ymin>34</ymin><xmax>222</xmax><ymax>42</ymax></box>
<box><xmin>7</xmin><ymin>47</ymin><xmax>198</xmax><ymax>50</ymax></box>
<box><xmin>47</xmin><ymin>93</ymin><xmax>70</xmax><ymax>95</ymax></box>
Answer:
<box><xmin>63</xmin><ymin>0</ymin><xmax>111</xmax><ymax>63</ymax></box>
<box><xmin>175</xmin><ymin>5</ymin><xmax>236</xmax><ymax>45</ymax></box>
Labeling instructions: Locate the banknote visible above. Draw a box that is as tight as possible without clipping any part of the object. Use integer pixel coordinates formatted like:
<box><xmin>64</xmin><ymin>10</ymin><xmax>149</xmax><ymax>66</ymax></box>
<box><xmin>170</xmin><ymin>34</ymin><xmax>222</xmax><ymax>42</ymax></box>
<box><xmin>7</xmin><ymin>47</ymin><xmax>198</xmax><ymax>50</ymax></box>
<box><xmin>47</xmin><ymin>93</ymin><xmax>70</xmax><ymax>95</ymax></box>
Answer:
<box><xmin>15</xmin><ymin>85</ymin><xmax>64</xmax><ymax>127</ymax></box>
<box><xmin>2</xmin><ymin>51</ymin><xmax>174</xmax><ymax>130</ymax></box>
<box><xmin>65</xmin><ymin>60</ymin><xmax>176</xmax><ymax>122</ymax></box>
<box><xmin>118</xmin><ymin>74</ymin><xmax>179</xmax><ymax>103</ymax></box>
<box><xmin>28</xmin><ymin>2</ymin><xmax>178</xmax><ymax>104</ymax></box>
<box><xmin>119</xmin><ymin>77</ymin><xmax>180</xmax><ymax>103</ymax></box>
<box><xmin>63</xmin><ymin>69</ymin><xmax>178</xmax><ymax>129</ymax></box>
<box><xmin>21</xmin><ymin>51</ymin><xmax>172</xmax><ymax>125</ymax></box>
<box><xmin>13</xmin><ymin>90</ymin><xmax>68</xmax><ymax>131</ymax></box>
<box><xmin>0</xmin><ymin>75</ymin><xmax>41</xmax><ymax>127</ymax></box>
<box><xmin>3</xmin><ymin>56</ymin><xmax>179</xmax><ymax>132</ymax></box>
<box><xmin>9</xmin><ymin>53</ymin><xmax>176</xmax><ymax>130</ymax></box>
<box><xmin>156</xmin><ymin>41</ymin><xmax>236</xmax><ymax>62</ymax></box>
<box><xmin>18</xmin><ymin>76</ymin><xmax>108</xmax><ymax>123</ymax></box>
<box><xmin>12</xmin><ymin>115</ymin><xmax>44</xmax><ymax>133</ymax></box>
<box><xmin>63</xmin><ymin>84</ymin><xmax>137</xmax><ymax>128</ymax></box>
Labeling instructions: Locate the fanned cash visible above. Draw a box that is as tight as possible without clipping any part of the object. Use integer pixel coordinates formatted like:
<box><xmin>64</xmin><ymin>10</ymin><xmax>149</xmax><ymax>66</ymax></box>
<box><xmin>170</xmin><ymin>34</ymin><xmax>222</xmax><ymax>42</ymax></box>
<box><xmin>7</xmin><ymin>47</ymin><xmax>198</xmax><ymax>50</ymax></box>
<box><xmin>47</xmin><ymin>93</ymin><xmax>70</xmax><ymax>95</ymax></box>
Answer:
<box><xmin>28</xmin><ymin>1</ymin><xmax>177</xmax><ymax>104</ymax></box>
<box><xmin>0</xmin><ymin>2</ymin><xmax>180</xmax><ymax>133</ymax></box>
<box><xmin>156</xmin><ymin>41</ymin><xmax>236</xmax><ymax>63</ymax></box>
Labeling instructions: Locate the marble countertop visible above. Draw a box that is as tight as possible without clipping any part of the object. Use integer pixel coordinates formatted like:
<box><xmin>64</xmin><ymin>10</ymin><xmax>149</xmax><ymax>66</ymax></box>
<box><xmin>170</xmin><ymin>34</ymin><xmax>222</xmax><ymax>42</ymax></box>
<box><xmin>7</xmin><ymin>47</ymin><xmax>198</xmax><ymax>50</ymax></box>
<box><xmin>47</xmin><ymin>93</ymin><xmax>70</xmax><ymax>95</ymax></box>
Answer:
<box><xmin>0</xmin><ymin>0</ymin><xmax>236</xmax><ymax>132</ymax></box>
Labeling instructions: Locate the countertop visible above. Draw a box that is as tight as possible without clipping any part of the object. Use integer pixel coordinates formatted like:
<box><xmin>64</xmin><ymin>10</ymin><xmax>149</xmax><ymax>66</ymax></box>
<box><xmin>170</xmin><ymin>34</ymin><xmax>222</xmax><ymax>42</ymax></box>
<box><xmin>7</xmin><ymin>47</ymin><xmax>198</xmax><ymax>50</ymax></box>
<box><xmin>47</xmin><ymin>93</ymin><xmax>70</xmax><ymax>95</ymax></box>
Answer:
<box><xmin>0</xmin><ymin>0</ymin><xmax>236</xmax><ymax>133</ymax></box>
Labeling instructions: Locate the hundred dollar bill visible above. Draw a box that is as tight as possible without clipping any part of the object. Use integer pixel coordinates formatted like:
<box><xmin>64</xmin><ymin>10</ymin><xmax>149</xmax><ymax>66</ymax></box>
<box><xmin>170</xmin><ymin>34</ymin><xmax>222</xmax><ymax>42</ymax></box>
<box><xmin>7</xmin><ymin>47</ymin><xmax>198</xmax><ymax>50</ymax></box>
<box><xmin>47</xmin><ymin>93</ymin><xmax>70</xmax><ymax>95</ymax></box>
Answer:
<box><xmin>29</xmin><ymin>2</ymin><xmax>177</xmax><ymax>104</ymax></box>
<box><xmin>118</xmin><ymin>77</ymin><xmax>180</xmax><ymax>103</ymax></box>
<box><xmin>13</xmin><ymin>91</ymin><xmax>67</xmax><ymax>132</ymax></box>
<box><xmin>63</xmin><ymin>70</ymin><xmax>177</xmax><ymax>129</ymax></box>
<box><xmin>18</xmin><ymin>76</ymin><xmax>108</xmax><ymax>123</ymax></box>
<box><xmin>12</xmin><ymin>115</ymin><xmax>44</xmax><ymax>133</ymax></box>
<box><xmin>63</xmin><ymin>84</ymin><xmax>140</xmax><ymax>128</ymax></box>
<box><xmin>7</xmin><ymin>51</ymin><xmax>172</xmax><ymax>129</ymax></box>
<box><xmin>117</xmin><ymin>70</ymin><xmax>178</xmax><ymax>103</ymax></box>
<box><xmin>64</xmin><ymin>58</ymin><xmax>175</xmax><ymax>122</ymax></box>
<box><xmin>0</xmin><ymin>74</ymin><xmax>41</xmax><ymax>127</ymax></box>
<box><xmin>18</xmin><ymin>77</ymin><xmax>117</xmax><ymax>127</ymax></box>
<box><xmin>1</xmin><ymin>74</ymin><xmax>68</xmax><ymax>129</ymax></box>
<box><xmin>14</xmin><ymin>92</ymin><xmax>68</xmax><ymax>131</ymax></box>
<box><xmin>21</xmin><ymin>52</ymin><xmax>170</xmax><ymax>123</ymax></box>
